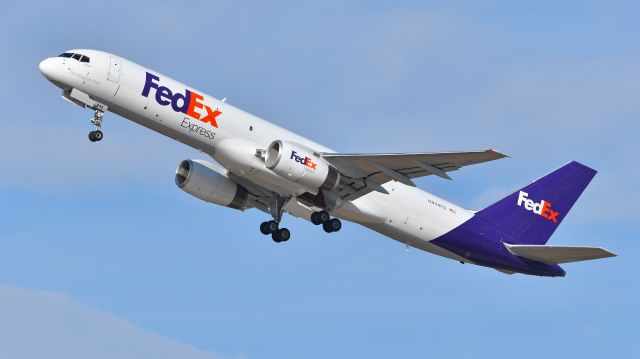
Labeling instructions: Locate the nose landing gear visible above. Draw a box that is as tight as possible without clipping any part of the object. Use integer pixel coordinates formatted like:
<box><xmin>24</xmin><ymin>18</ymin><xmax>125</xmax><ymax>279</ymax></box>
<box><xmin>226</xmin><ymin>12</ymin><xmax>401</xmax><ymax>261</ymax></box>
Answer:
<box><xmin>88</xmin><ymin>110</ymin><xmax>105</xmax><ymax>142</ymax></box>
<box><xmin>61</xmin><ymin>89</ymin><xmax>108</xmax><ymax>143</ymax></box>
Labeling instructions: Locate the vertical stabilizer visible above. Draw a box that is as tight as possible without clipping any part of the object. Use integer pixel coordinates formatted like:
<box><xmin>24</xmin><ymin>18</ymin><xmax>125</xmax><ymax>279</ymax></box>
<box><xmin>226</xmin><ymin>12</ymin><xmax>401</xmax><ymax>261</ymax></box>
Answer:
<box><xmin>476</xmin><ymin>161</ymin><xmax>596</xmax><ymax>245</ymax></box>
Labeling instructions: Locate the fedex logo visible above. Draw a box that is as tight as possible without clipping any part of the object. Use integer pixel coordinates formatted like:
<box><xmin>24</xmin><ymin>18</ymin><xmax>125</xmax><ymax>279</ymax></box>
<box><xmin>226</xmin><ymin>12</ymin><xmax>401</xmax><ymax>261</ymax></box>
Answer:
<box><xmin>290</xmin><ymin>151</ymin><xmax>317</xmax><ymax>170</ymax></box>
<box><xmin>517</xmin><ymin>191</ymin><xmax>559</xmax><ymax>223</ymax></box>
<box><xmin>141</xmin><ymin>72</ymin><xmax>222</xmax><ymax>127</ymax></box>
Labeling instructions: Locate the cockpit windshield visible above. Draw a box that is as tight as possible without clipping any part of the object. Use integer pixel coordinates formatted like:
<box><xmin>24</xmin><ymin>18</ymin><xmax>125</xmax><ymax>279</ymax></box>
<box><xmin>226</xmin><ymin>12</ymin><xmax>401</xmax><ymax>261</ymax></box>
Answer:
<box><xmin>58</xmin><ymin>52</ymin><xmax>90</xmax><ymax>63</ymax></box>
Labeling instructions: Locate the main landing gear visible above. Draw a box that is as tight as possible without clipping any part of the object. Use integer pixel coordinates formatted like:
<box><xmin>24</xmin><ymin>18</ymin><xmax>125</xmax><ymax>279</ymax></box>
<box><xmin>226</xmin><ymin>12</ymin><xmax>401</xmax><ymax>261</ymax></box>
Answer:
<box><xmin>259</xmin><ymin>194</ymin><xmax>292</xmax><ymax>243</ymax></box>
<box><xmin>258</xmin><ymin>195</ymin><xmax>342</xmax><ymax>243</ymax></box>
<box><xmin>310</xmin><ymin>210</ymin><xmax>342</xmax><ymax>233</ymax></box>
<box><xmin>88</xmin><ymin>109</ymin><xmax>104</xmax><ymax>142</ymax></box>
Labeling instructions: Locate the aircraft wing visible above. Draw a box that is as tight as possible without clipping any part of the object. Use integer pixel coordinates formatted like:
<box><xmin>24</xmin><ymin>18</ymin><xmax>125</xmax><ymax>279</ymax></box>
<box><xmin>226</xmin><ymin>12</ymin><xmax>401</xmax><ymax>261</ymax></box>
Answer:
<box><xmin>321</xmin><ymin>149</ymin><xmax>507</xmax><ymax>200</ymax></box>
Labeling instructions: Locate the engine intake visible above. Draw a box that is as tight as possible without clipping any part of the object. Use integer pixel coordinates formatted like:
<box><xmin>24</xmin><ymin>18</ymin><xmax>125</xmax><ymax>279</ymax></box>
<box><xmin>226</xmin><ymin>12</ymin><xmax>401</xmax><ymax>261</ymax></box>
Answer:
<box><xmin>175</xmin><ymin>159</ymin><xmax>248</xmax><ymax>209</ymax></box>
<box><xmin>265</xmin><ymin>140</ymin><xmax>340</xmax><ymax>194</ymax></box>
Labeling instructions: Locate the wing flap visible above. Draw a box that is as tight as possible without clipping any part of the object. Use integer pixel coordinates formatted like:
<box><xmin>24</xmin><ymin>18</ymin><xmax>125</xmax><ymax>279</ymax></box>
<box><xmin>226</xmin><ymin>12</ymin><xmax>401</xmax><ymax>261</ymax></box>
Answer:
<box><xmin>504</xmin><ymin>243</ymin><xmax>616</xmax><ymax>264</ymax></box>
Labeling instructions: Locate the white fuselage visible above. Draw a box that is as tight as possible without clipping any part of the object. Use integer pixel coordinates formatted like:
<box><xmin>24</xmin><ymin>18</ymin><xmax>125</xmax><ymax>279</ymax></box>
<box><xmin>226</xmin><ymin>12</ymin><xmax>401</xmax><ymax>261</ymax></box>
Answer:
<box><xmin>40</xmin><ymin>49</ymin><xmax>472</xmax><ymax>263</ymax></box>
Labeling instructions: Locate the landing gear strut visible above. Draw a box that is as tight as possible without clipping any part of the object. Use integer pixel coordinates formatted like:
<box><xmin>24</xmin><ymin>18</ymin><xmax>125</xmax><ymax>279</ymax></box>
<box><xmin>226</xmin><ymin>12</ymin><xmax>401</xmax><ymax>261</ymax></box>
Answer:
<box><xmin>311</xmin><ymin>210</ymin><xmax>342</xmax><ymax>233</ymax></box>
<box><xmin>259</xmin><ymin>194</ymin><xmax>292</xmax><ymax>243</ymax></box>
<box><xmin>88</xmin><ymin>109</ymin><xmax>104</xmax><ymax>142</ymax></box>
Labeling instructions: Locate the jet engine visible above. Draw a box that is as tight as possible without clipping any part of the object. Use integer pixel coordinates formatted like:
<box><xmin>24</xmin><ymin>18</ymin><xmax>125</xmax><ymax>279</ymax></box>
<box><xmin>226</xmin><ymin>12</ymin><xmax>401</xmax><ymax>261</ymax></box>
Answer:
<box><xmin>265</xmin><ymin>140</ymin><xmax>340</xmax><ymax>194</ymax></box>
<box><xmin>175</xmin><ymin>159</ymin><xmax>249</xmax><ymax>209</ymax></box>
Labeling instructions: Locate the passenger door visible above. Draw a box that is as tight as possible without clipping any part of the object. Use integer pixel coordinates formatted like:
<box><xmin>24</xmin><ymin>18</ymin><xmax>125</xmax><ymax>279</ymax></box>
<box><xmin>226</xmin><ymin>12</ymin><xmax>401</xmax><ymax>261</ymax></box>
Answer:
<box><xmin>107</xmin><ymin>56</ymin><xmax>122</xmax><ymax>82</ymax></box>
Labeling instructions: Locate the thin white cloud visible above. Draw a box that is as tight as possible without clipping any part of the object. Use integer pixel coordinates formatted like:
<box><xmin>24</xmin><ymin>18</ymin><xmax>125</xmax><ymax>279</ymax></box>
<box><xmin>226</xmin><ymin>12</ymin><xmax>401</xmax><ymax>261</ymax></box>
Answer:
<box><xmin>0</xmin><ymin>286</ymin><xmax>233</xmax><ymax>359</ymax></box>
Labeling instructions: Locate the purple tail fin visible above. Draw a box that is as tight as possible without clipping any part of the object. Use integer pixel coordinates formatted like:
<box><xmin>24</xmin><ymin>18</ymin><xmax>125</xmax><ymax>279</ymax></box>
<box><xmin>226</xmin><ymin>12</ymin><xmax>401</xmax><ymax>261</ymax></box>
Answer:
<box><xmin>476</xmin><ymin>161</ymin><xmax>597</xmax><ymax>245</ymax></box>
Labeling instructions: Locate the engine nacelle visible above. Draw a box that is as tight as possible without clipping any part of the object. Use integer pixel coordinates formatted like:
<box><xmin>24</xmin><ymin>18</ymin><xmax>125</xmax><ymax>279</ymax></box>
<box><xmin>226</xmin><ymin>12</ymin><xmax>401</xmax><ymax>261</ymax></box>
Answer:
<box><xmin>265</xmin><ymin>140</ymin><xmax>340</xmax><ymax>193</ymax></box>
<box><xmin>175</xmin><ymin>159</ymin><xmax>248</xmax><ymax>209</ymax></box>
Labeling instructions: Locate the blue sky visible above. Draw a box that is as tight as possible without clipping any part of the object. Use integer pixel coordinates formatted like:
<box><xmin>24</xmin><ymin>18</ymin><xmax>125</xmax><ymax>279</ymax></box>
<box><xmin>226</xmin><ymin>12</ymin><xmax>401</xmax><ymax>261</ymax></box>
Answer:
<box><xmin>0</xmin><ymin>1</ymin><xmax>638</xmax><ymax>358</ymax></box>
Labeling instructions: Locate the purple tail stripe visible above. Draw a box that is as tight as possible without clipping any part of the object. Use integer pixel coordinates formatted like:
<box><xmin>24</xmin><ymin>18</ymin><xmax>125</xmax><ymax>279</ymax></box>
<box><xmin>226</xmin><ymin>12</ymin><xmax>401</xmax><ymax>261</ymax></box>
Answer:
<box><xmin>431</xmin><ymin>161</ymin><xmax>596</xmax><ymax>276</ymax></box>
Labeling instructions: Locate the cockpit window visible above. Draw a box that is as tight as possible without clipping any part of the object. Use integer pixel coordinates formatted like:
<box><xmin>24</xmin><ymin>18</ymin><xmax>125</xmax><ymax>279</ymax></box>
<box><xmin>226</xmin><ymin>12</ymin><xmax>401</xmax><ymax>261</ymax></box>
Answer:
<box><xmin>57</xmin><ymin>52</ymin><xmax>90</xmax><ymax>63</ymax></box>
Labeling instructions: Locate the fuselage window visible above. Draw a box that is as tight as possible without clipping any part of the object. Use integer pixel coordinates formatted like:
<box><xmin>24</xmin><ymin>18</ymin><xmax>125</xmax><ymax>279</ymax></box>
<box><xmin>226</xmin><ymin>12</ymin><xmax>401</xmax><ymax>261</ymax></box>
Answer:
<box><xmin>72</xmin><ymin>53</ymin><xmax>82</xmax><ymax>61</ymax></box>
<box><xmin>80</xmin><ymin>55</ymin><xmax>90</xmax><ymax>63</ymax></box>
<box><xmin>59</xmin><ymin>53</ymin><xmax>74</xmax><ymax>58</ymax></box>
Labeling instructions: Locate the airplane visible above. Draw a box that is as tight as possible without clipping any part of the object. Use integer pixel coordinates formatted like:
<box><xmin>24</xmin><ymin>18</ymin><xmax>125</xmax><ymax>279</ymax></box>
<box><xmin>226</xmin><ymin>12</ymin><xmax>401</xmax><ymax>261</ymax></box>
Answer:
<box><xmin>39</xmin><ymin>49</ymin><xmax>616</xmax><ymax>277</ymax></box>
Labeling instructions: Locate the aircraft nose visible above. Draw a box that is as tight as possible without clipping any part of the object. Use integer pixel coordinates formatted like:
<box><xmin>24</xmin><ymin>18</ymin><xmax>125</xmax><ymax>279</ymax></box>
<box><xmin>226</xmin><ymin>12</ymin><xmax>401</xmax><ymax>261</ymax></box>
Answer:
<box><xmin>39</xmin><ymin>58</ymin><xmax>57</xmax><ymax>79</ymax></box>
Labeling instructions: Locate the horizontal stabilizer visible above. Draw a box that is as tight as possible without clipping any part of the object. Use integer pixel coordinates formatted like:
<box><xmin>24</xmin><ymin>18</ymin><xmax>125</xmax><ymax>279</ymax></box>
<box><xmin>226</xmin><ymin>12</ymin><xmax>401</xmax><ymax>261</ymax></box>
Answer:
<box><xmin>504</xmin><ymin>243</ymin><xmax>616</xmax><ymax>264</ymax></box>
<box><xmin>495</xmin><ymin>268</ymin><xmax>516</xmax><ymax>275</ymax></box>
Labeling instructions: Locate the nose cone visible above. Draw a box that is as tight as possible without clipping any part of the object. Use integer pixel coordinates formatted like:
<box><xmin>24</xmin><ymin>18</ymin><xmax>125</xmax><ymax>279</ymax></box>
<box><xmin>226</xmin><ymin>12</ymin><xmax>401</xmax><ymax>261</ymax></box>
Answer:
<box><xmin>39</xmin><ymin>58</ymin><xmax>58</xmax><ymax>80</ymax></box>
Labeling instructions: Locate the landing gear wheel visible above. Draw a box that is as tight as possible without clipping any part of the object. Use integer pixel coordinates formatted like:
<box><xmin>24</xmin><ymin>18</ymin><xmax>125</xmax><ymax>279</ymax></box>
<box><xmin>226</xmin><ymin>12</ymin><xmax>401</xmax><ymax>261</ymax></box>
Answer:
<box><xmin>261</xmin><ymin>220</ymin><xmax>280</xmax><ymax>236</ymax></box>
<box><xmin>260</xmin><ymin>221</ymin><xmax>272</xmax><ymax>235</ymax></box>
<box><xmin>88</xmin><ymin>131</ymin><xmax>96</xmax><ymax>142</ymax></box>
<box><xmin>278</xmin><ymin>228</ymin><xmax>290</xmax><ymax>241</ymax></box>
<box><xmin>329</xmin><ymin>218</ymin><xmax>342</xmax><ymax>232</ymax></box>
<box><xmin>310</xmin><ymin>212</ymin><xmax>322</xmax><ymax>225</ymax></box>
<box><xmin>318</xmin><ymin>210</ymin><xmax>331</xmax><ymax>223</ymax></box>
<box><xmin>267</xmin><ymin>220</ymin><xmax>279</xmax><ymax>233</ymax></box>
<box><xmin>93</xmin><ymin>130</ymin><xmax>103</xmax><ymax>141</ymax></box>
<box><xmin>323</xmin><ymin>218</ymin><xmax>342</xmax><ymax>233</ymax></box>
<box><xmin>271</xmin><ymin>228</ymin><xmax>290</xmax><ymax>242</ymax></box>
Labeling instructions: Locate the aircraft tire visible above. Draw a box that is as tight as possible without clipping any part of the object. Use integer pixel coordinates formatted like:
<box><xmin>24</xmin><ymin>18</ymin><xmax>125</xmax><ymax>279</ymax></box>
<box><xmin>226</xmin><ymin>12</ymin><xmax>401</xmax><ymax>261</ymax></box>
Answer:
<box><xmin>310</xmin><ymin>212</ymin><xmax>322</xmax><ymax>225</ymax></box>
<box><xmin>317</xmin><ymin>211</ymin><xmax>330</xmax><ymax>224</ymax></box>
<box><xmin>267</xmin><ymin>220</ymin><xmax>279</xmax><ymax>233</ymax></box>
<box><xmin>260</xmin><ymin>221</ymin><xmax>272</xmax><ymax>235</ymax></box>
<box><xmin>329</xmin><ymin>218</ymin><xmax>342</xmax><ymax>232</ymax></box>
<box><xmin>278</xmin><ymin>228</ymin><xmax>290</xmax><ymax>241</ymax></box>
<box><xmin>94</xmin><ymin>130</ymin><xmax>103</xmax><ymax>141</ymax></box>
